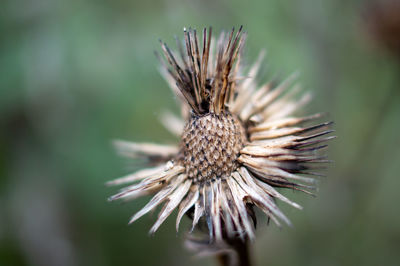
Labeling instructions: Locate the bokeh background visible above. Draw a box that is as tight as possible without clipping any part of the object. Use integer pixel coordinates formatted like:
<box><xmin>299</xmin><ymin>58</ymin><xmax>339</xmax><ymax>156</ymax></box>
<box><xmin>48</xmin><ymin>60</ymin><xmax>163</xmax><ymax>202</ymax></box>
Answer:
<box><xmin>1</xmin><ymin>0</ymin><xmax>400</xmax><ymax>265</ymax></box>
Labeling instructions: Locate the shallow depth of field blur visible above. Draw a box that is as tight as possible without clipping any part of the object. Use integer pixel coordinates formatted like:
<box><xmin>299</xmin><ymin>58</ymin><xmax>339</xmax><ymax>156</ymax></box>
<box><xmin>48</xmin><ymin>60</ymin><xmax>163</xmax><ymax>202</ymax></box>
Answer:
<box><xmin>1</xmin><ymin>0</ymin><xmax>400</xmax><ymax>265</ymax></box>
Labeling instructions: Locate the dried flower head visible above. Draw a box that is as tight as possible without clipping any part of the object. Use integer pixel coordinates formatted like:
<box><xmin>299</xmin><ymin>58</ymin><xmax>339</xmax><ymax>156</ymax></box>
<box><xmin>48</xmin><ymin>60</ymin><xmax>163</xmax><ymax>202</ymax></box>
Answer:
<box><xmin>108</xmin><ymin>27</ymin><xmax>333</xmax><ymax>243</ymax></box>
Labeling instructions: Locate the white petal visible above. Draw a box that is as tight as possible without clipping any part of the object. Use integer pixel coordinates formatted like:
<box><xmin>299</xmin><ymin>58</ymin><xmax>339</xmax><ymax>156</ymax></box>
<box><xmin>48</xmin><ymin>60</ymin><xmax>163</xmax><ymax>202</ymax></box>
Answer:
<box><xmin>113</xmin><ymin>140</ymin><xmax>178</xmax><ymax>159</ymax></box>
<box><xmin>232</xmin><ymin>171</ymin><xmax>290</xmax><ymax>226</ymax></box>
<box><xmin>231</xmin><ymin>50</ymin><xmax>265</xmax><ymax>114</ymax></box>
<box><xmin>241</xmin><ymin>146</ymin><xmax>294</xmax><ymax>157</ymax></box>
<box><xmin>226</xmin><ymin>177</ymin><xmax>255</xmax><ymax>240</ymax></box>
<box><xmin>239</xmin><ymin>167</ymin><xmax>302</xmax><ymax>210</ymax></box>
<box><xmin>240</xmin><ymin>71</ymin><xmax>298</xmax><ymax>122</ymax></box>
<box><xmin>252</xmin><ymin>90</ymin><xmax>311</xmax><ymax>123</ymax></box>
<box><xmin>160</xmin><ymin>110</ymin><xmax>185</xmax><ymax>137</ymax></box>
<box><xmin>238</xmin><ymin>83</ymin><xmax>271</xmax><ymax>121</ymax></box>
<box><xmin>150</xmin><ymin>179</ymin><xmax>192</xmax><ymax>234</ymax></box>
<box><xmin>107</xmin><ymin>165</ymin><xmax>165</xmax><ymax>186</ymax></box>
<box><xmin>249</xmin><ymin>113</ymin><xmax>323</xmax><ymax>133</ymax></box>
<box><xmin>211</xmin><ymin>181</ymin><xmax>222</xmax><ymax>241</ymax></box>
<box><xmin>128</xmin><ymin>174</ymin><xmax>186</xmax><ymax>224</ymax></box>
<box><xmin>191</xmin><ymin>198</ymin><xmax>205</xmax><ymax>232</ymax></box>
<box><xmin>109</xmin><ymin>165</ymin><xmax>185</xmax><ymax>201</ymax></box>
<box><xmin>238</xmin><ymin>155</ymin><xmax>315</xmax><ymax>184</ymax></box>
<box><xmin>250</xmin><ymin>127</ymin><xmax>304</xmax><ymax>140</ymax></box>
<box><xmin>176</xmin><ymin>189</ymin><xmax>199</xmax><ymax>232</ymax></box>
<box><xmin>218</xmin><ymin>186</ymin><xmax>236</xmax><ymax>238</ymax></box>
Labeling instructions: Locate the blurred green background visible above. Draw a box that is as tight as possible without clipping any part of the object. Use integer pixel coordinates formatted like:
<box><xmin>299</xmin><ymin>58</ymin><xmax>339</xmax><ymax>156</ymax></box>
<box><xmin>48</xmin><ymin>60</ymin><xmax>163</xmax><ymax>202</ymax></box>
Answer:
<box><xmin>1</xmin><ymin>0</ymin><xmax>400</xmax><ymax>265</ymax></box>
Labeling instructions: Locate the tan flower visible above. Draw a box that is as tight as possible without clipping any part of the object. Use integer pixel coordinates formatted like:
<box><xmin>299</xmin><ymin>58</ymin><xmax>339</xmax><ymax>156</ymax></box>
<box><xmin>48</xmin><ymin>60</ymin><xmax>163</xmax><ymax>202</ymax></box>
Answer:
<box><xmin>108</xmin><ymin>27</ymin><xmax>333</xmax><ymax>242</ymax></box>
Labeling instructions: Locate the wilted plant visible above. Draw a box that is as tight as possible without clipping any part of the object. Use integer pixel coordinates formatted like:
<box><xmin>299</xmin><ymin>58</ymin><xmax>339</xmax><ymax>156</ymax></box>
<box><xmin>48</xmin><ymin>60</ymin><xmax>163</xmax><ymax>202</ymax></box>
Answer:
<box><xmin>108</xmin><ymin>26</ymin><xmax>333</xmax><ymax>266</ymax></box>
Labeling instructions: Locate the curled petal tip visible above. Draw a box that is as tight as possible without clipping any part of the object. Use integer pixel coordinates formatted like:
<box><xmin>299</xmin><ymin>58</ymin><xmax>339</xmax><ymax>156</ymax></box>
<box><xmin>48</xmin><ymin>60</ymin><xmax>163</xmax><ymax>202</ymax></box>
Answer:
<box><xmin>108</xmin><ymin>196</ymin><xmax>116</xmax><ymax>202</ymax></box>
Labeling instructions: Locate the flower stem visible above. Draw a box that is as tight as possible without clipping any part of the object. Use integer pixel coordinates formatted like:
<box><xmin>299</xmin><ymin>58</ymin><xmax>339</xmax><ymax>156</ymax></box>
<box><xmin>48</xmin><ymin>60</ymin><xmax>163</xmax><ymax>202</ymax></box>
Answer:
<box><xmin>216</xmin><ymin>253</ymin><xmax>229</xmax><ymax>266</ymax></box>
<box><xmin>216</xmin><ymin>238</ymin><xmax>251</xmax><ymax>266</ymax></box>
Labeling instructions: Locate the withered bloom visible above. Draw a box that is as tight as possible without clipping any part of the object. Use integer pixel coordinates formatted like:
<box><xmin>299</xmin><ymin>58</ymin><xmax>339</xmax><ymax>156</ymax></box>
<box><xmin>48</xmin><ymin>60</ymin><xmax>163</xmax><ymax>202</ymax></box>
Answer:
<box><xmin>108</xmin><ymin>27</ymin><xmax>333</xmax><ymax>244</ymax></box>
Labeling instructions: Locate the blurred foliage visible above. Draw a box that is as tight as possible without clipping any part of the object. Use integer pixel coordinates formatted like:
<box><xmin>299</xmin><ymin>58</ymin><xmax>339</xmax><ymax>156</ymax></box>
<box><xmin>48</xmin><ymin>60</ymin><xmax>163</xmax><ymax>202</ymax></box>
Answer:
<box><xmin>1</xmin><ymin>0</ymin><xmax>400</xmax><ymax>265</ymax></box>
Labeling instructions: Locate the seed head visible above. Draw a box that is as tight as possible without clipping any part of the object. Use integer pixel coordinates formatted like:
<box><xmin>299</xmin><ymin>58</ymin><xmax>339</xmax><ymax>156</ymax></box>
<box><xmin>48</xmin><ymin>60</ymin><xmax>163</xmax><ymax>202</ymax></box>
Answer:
<box><xmin>180</xmin><ymin>112</ymin><xmax>246</xmax><ymax>183</ymax></box>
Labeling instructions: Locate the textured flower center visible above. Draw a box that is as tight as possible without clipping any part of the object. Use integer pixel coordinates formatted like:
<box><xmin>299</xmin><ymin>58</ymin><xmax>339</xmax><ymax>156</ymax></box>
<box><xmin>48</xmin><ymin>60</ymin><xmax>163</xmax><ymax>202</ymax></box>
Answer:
<box><xmin>179</xmin><ymin>112</ymin><xmax>246</xmax><ymax>183</ymax></box>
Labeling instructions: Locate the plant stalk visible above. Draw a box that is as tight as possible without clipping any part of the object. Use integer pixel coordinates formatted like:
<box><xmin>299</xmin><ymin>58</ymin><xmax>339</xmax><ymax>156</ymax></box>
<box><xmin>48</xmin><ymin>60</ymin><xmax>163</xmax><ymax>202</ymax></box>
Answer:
<box><xmin>216</xmin><ymin>238</ymin><xmax>251</xmax><ymax>266</ymax></box>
